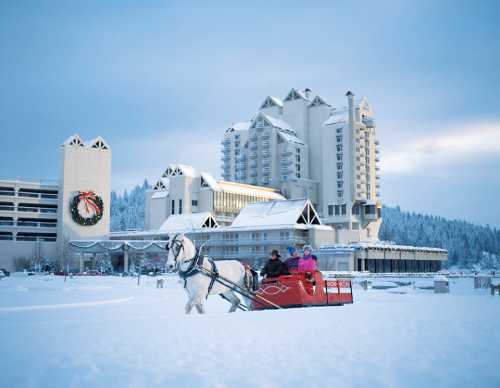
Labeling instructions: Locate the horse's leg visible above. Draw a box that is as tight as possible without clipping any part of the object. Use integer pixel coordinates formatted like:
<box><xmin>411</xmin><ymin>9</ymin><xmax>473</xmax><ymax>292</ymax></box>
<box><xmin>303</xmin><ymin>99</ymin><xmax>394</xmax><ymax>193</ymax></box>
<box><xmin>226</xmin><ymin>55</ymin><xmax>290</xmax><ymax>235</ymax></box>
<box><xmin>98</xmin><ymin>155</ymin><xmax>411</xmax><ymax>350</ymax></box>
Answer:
<box><xmin>223</xmin><ymin>291</ymin><xmax>241</xmax><ymax>313</ymax></box>
<box><xmin>195</xmin><ymin>302</ymin><xmax>205</xmax><ymax>314</ymax></box>
<box><xmin>185</xmin><ymin>298</ymin><xmax>195</xmax><ymax>314</ymax></box>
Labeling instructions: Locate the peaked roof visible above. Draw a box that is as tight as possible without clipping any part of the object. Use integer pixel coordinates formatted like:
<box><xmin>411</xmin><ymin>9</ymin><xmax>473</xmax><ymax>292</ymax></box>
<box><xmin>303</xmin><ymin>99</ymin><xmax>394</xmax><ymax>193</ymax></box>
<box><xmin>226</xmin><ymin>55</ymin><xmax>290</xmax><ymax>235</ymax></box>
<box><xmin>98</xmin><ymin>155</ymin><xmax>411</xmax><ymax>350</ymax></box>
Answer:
<box><xmin>230</xmin><ymin>199</ymin><xmax>322</xmax><ymax>228</ymax></box>
<box><xmin>260</xmin><ymin>96</ymin><xmax>284</xmax><ymax>109</ymax></box>
<box><xmin>162</xmin><ymin>164</ymin><xmax>199</xmax><ymax>178</ymax></box>
<box><xmin>309</xmin><ymin>95</ymin><xmax>331</xmax><ymax>107</ymax></box>
<box><xmin>88</xmin><ymin>136</ymin><xmax>110</xmax><ymax>150</ymax></box>
<box><xmin>62</xmin><ymin>134</ymin><xmax>85</xmax><ymax>147</ymax></box>
<box><xmin>158</xmin><ymin>212</ymin><xmax>219</xmax><ymax>233</ymax></box>
<box><xmin>284</xmin><ymin>88</ymin><xmax>309</xmax><ymax>102</ymax></box>
<box><xmin>251</xmin><ymin>112</ymin><xmax>294</xmax><ymax>133</ymax></box>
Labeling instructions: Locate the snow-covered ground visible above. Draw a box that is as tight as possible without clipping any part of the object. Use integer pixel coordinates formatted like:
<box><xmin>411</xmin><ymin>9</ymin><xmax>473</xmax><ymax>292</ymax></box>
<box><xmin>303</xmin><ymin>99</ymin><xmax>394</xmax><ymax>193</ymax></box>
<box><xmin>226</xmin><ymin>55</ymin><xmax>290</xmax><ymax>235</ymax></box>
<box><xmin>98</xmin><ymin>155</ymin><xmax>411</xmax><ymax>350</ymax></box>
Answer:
<box><xmin>0</xmin><ymin>274</ymin><xmax>499</xmax><ymax>388</ymax></box>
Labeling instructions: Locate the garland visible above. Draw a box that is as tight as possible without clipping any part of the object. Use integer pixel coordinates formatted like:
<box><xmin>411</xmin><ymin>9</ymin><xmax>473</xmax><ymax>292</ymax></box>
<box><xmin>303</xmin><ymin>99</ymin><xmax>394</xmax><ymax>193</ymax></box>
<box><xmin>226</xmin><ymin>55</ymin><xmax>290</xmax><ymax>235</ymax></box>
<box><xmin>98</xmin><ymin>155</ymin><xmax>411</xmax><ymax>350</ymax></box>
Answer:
<box><xmin>70</xmin><ymin>191</ymin><xmax>104</xmax><ymax>226</ymax></box>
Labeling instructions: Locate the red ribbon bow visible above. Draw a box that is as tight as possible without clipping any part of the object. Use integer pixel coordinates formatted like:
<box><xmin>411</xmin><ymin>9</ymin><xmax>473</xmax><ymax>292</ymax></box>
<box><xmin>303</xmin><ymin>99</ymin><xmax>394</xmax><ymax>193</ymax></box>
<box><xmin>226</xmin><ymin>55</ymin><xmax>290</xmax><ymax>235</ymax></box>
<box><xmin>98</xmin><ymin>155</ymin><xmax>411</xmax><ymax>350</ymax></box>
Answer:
<box><xmin>78</xmin><ymin>191</ymin><xmax>101</xmax><ymax>216</ymax></box>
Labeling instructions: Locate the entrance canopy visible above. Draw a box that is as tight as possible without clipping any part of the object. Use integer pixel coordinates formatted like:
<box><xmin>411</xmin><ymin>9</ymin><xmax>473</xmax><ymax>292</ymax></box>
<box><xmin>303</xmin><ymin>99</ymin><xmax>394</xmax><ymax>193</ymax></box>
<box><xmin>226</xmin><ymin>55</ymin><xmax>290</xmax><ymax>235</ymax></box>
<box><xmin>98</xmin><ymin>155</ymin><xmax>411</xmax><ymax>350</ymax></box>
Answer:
<box><xmin>69</xmin><ymin>240</ymin><xmax>169</xmax><ymax>254</ymax></box>
<box><xmin>69</xmin><ymin>240</ymin><xmax>170</xmax><ymax>272</ymax></box>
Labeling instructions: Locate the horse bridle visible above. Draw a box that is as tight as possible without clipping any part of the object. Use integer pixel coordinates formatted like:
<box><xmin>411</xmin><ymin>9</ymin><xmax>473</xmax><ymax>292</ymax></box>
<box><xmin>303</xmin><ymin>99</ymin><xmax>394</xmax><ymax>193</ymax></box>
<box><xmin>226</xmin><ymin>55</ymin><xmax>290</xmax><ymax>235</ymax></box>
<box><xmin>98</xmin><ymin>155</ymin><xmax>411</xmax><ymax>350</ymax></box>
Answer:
<box><xmin>168</xmin><ymin>234</ymin><xmax>185</xmax><ymax>271</ymax></box>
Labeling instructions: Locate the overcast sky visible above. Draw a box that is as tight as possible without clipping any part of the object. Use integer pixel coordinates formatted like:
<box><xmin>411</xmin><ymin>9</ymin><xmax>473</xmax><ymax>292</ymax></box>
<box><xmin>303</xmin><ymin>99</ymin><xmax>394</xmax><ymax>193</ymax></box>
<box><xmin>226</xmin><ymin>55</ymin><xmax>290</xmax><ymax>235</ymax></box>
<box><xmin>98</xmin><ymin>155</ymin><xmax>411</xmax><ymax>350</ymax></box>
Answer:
<box><xmin>1</xmin><ymin>0</ymin><xmax>499</xmax><ymax>226</ymax></box>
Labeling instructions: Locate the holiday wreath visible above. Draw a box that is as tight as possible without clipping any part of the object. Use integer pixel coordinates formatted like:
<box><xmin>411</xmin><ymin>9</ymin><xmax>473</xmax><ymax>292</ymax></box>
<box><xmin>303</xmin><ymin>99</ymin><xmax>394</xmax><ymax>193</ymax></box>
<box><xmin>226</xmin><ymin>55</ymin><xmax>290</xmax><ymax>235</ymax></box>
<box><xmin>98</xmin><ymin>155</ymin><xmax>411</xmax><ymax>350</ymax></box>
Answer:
<box><xmin>70</xmin><ymin>191</ymin><xmax>103</xmax><ymax>226</ymax></box>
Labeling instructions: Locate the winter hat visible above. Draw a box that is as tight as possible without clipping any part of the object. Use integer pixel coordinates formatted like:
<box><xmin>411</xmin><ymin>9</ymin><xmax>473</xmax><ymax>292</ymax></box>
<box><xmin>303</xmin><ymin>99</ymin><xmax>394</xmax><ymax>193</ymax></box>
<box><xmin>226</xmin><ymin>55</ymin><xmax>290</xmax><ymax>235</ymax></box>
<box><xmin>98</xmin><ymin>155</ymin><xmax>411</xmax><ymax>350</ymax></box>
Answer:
<box><xmin>287</xmin><ymin>246</ymin><xmax>296</xmax><ymax>255</ymax></box>
<box><xmin>303</xmin><ymin>245</ymin><xmax>313</xmax><ymax>253</ymax></box>
<box><xmin>271</xmin><ymin>249</ymin><xmax>281</xmax><ymax>258</ymax></box>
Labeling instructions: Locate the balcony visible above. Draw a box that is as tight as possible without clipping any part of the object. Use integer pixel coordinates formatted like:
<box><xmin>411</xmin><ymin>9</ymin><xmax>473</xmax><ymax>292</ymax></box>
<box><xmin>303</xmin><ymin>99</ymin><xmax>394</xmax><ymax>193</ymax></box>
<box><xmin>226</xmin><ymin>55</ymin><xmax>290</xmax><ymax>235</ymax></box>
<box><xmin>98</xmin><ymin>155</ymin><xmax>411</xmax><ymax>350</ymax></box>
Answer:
<box><xmin>261</xmin><ymin>151</ymin><xmax>270</xmax><ymax>158</ymax></box>
<box><xmin>249</xmin><ymin>152</ymin><xmax>257</xmax><ymax>159</ymax></box>
<box><xmin>262</xmin><ymin>159</ymin><xmax>270</xmax><ymax>166</ymax></box>
<box><xmin>262</xmin><ymin>134</ymin><xmax>270</xmax><ymax>140</ymax></box>
<box><xmin>280</xmin><ymin>158</ymin><xmax>292</xmax><ymax>165</ymax></box>
<box><xmin>249</xmin><ymin>134</ymin><xmax>258</xmax><ymax>142</ymax></box>
<box><xmin>375</xmin><ymin>166</ymin><xmax>380</xmax><ymax>171</ymax></box>
<box><xmin>250</xmin><ymin>143</ymin><xmax>258</xmax><ymax>151</ymax></box>
<box><xmin>375</xmin><ymin>157</ymin><xmax>380</xmax><ymax>162</ymax></box>
<box><xmin>0</xmin><ymin>202</ymin><xmax>15</xmax><ymax>211</ymax></box>
<box><xmin>261</xmin><ymin>140</ymin><xmax>270</xmax><ymax>148</ymax></box>
<box><xmin>0</xmin><ymin>217</ymin><xmax>14</xmax><ymax>226</ymax></box>
<box><xmin>0</xmin><ymin>188</ymin><xmax>15</xmax><ymax>197</ymax></box>
<box><xmin>222</xmin><ymin>147</ymin><xmax>231</xmax><ymax>154</ymax></box>
<box><xmin>374</xmin><ymin>139</ymin><xmax>380</xmax><ymax>146</ymax></box>
<box><xmin>375</xmin><ymin>149</ymin><xmax>380</xmax><ymax>154</ymax></box>
<box><xmin>250</xmin><ymin>161</ymin><xmax>257</xmax><ymax>168</ymax></box>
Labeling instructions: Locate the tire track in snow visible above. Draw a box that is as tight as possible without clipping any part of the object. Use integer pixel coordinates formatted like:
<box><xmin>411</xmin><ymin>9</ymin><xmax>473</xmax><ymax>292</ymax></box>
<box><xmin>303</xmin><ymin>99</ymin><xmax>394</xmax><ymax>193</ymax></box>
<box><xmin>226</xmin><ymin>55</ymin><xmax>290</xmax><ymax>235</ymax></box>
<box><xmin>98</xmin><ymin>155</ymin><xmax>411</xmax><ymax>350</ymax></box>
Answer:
<box><xmin>0</xmin><ymin>296</ymin><xmax>134</xmax><ymax>312</ymax></box>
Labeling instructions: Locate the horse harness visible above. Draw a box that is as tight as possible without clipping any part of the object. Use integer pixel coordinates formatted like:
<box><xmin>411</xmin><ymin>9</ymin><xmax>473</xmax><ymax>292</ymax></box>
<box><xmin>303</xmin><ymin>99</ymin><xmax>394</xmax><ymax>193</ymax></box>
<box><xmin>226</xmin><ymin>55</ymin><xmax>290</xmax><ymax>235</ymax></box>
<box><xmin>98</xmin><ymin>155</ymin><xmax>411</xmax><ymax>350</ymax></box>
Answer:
<box><xmin>174</xmin><ymin>243</ymin><xmax>220</xmax><ymax>298</ymax></box>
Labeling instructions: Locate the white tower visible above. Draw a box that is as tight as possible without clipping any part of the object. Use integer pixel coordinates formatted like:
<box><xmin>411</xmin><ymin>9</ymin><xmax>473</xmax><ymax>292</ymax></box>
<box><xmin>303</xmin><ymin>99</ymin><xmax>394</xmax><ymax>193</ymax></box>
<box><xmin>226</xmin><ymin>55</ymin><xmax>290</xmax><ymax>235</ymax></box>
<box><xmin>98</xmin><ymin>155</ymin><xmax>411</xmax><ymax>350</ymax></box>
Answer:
<box><xmin>57</xmin><ymin>135</ymin><xmax>111</xmax><ymax>245</ymax></box>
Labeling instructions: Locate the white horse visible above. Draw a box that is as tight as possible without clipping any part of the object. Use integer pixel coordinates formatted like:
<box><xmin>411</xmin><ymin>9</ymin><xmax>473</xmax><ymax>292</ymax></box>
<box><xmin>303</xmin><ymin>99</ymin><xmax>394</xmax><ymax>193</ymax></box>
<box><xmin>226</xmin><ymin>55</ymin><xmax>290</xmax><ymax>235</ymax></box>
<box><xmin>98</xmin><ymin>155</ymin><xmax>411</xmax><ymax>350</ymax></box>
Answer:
<box><xmin>166</xmin><ymin>234</ymin><xmax>251</xmax><ymax>314</ymax></box>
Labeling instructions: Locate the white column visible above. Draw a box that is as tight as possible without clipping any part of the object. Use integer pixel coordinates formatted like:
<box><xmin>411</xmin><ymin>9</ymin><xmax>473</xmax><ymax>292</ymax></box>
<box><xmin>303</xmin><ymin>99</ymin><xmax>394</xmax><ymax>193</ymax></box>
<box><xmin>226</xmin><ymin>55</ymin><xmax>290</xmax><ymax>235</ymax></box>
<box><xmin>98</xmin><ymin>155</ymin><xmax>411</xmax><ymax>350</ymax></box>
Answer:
<box><xmin>124</xmin><ymin>250</ymin><xmax>129</xmax><ymax>273</ymax></box>
<box><xmin>79</xmin><ymin>251</ymin><xmax>84</xmax><ymax>273</ymax></box>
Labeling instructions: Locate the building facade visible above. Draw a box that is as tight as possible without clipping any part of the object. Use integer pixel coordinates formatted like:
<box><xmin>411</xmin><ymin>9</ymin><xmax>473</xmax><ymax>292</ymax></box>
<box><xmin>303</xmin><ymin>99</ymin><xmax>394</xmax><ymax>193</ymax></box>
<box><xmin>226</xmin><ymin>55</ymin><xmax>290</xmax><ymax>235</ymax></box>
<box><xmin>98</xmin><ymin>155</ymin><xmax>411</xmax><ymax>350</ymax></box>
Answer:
<box><xmin>145</xmin><ymin>164</ymin><xmax>285</xmax><ymax>229</ymax></box>
<box><xmin>0</xmin><ymin>134</ymin><xmax>112</xmax><ymax>271</ymax></box>
<box><xmin>221</xmin><ymin>88</ymin><xmax>381</xmax><ymax>242</ymax></box>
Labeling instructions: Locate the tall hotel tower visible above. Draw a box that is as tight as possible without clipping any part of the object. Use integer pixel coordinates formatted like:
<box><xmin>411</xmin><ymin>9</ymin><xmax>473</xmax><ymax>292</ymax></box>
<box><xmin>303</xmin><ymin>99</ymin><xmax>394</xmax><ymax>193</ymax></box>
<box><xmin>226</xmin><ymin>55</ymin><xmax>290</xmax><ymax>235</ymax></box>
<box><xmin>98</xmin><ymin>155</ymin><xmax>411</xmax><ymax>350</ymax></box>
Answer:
<box><xmin>221</xmin><ymin>88</ymin><xmax>382</xmax><ymax>241</ymax></box>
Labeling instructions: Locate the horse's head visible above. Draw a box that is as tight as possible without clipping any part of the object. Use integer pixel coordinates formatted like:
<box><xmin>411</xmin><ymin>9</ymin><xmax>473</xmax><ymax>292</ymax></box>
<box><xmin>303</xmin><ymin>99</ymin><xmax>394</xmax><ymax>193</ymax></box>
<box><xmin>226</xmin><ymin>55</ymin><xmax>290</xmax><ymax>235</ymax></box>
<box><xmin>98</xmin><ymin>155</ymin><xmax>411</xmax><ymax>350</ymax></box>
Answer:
<box><xmin>166</xmin><ymin>234</ymin><xmax>195</xmax><ymax>272</ymax></box>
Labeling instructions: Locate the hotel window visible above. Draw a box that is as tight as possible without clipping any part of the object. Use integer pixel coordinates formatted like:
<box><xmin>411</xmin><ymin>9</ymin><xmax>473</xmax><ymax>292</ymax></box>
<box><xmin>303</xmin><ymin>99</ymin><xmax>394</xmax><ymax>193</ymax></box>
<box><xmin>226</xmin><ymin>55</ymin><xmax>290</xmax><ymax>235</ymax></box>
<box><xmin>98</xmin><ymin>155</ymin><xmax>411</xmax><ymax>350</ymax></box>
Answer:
<box><xmin>336</xmin><ymin>144</ymin><xmax>342</xmax><ymax>152</ymax></box>
<box><xmin>296</xmin><ymin>147</ymin><xmax>301</xmax><ymax>153</ymax></box>
<box><xmin>328</xmin><ymin>205</ymin><xmax>333</xmax><ymax>216</ymax></box>
<box><xmin>341</xmin><ymin>204</ymin><xmax>347</xmax><ymax>215</ymax></box>
<box><xmin>336</xmin><ymin>128</ymin><xmax>343</xmax><ymax>134</ymax></box>
<box><xmin>337</xmin><ymin>190</ymin><xmax>343</xmax><ymax>199</ymax></box>
<box><xmin>337</xmin><ymin>181</ymin><xmax>343</xmax><ymax>189</ymax></box>
<box><xmin>337</xmin><ymin>154</ymin><xmax>342</xmax><ymax>161</ymax></box>
<box><xmin>191</xmin><ymin>200</ymin><xmax>198</xmax><ymax>207</ymax></box>
<box><xmin>171</xmin><ymin>199</ymin><xmax>175</xmax><ymax>215</ymax></box>
<box><xmin>336</xmin><ymin>135</ymin><xmax>342</xmax><ymax>143</ymax></box>
<box><xmin>179</xmin><ymin>199</ymin><xmax>183</xmax><ymax>214</ymax></box>
<box><xmin>296</xmin><ymin>164</ymin><xmax>301</xmax><ymax>172</ymax></box>
<box><xmin>337</xmin><ymin>162</ymin><xmax>343</xmax><ymax>170</ymax></box>
<box><xmin>296</xmin><ymin>155</ymin><xmax>301</xmax><ymax>163</ymax></box>
<box><xmin>335</xmin><ymin>205</ymin><xmax>340</xmax><ymax>215</ymax></box>
<box><xmin>337</xmin><ymin>171</ymin><xmax>343</xmax><ymax>179</ymax></box>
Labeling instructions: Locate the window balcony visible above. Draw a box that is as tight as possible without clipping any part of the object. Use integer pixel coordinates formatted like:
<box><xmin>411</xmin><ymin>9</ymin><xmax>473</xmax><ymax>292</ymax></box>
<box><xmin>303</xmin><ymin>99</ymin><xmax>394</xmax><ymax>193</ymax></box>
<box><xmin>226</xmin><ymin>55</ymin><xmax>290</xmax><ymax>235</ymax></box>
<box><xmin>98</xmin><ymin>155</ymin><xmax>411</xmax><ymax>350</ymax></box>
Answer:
<box><xmin>250</xmin><ymin>143</ymin><xmax>258</xmax><ymax>151</ymax></box>
<box><xmin>221</xmin><ymin>139</ymin><xmax>231</xmax><ymax>146</ymax></box>
<box><xmin>0</xmin><ymin>203</ymin><xmax>15</xmax><ymax>211</ymax></box>
<box><xmin>281</xmin><ymin>150</ymin><xmax>292</xmax><ymax>157</ymax></box>
<box><xmin>262</xmin><ymin>151</ymin><xmax>270</xmax><ymax>158</ymax></box>
<box><xmin>0</xmin><ymin>189</ymin><xmax>15</xmax><ymax>197</ymax></box>
<box><xmin>222</xmin><ymin>148</ymin><xmax>231</xmax><ymax>154</ymax></box>
<box><xmin>262</xmin><ymin>134</ymin><xmax>270</xmax><ymax>140</ymax></box>
<box><xmin>249</xmin><ymin>152</ymin><xmax>257</xmax><ymax>159</ymax></box>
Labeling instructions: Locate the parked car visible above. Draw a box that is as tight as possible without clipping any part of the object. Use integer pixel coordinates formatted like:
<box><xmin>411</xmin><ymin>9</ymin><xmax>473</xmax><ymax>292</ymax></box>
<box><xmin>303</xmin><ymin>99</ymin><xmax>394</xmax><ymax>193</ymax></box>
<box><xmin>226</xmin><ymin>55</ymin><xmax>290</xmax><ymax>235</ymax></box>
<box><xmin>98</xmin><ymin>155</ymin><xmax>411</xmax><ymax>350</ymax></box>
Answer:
<box><xmin>0</xmin><ymin>268</ymin><xmax>10</xmax><ymax>277</ymax></box>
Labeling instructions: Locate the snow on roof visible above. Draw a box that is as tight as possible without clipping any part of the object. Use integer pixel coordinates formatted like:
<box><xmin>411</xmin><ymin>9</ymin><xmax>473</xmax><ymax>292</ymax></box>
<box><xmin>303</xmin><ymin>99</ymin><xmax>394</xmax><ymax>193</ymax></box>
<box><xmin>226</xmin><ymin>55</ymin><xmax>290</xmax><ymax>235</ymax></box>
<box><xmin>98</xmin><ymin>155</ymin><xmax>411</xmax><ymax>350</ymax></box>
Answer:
<box><xmin>151</xmin><ymin>191</ymin><xmax>168</xmax><ymax>199</ymax></box>
<box><xmin>230</xmin><ymin>199</ymin><xmax>320</xmax><ymax>228</ymax></box>
<box><xmin>278</xmin><ymin>131</ymin><xmax>305</xmax><ymax>145</ymax></box>
<box><xmin>261</xmin><ymin>114</ymin><xmax>294</xmax><ymax>132</ymax></box>
<box><xmin>320</xmin><ymin>241</ymin><xmax>448</xmax><ymax>253</ymax></box>
<box><xmin>230</xmin><ymin>121</ymin><xmax>252</xmax><ymax>131</ymax></box>
<box><xmin>200</xmin><ymin>172</ymin><xmax>220</xmax><ymax>190</ymax></box>
<box><xmin>323</xmin><ymin>108</ymin><xmax>348</xmax><ymax>126</ymax></box>
<box><xmin>176</xmin><ymin>164</ymin><xmax>198</xmax><ymax>178</ymax></box>
<box><xmin>216</xmin><ymin>181</ymin><xmax>285</xmax><ymax>200</ymax></box>
<box><xmin>269</xmin><ymin>96</ymin><xmax>284</xmax><ymax>107</ymax></box>
<box><xmin>158</xmin><ymin>212</ymin><xmax>218</xmax><ymax>233</ymax></box>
